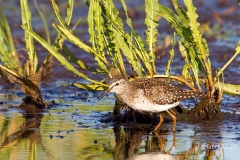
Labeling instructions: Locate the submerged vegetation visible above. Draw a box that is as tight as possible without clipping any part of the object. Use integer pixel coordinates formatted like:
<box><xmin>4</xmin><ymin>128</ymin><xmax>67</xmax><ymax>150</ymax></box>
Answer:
<box><xmin>1</xmin><ymin>0</ymin><xmax>240</xmax><ymax>121</ymax></box>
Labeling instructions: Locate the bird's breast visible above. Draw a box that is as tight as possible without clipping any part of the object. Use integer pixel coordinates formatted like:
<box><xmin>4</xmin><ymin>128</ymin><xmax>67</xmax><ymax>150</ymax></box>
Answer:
<box><xmin>132</xmin><ymin>94</ymin><xmax>180</xmax><ymax>112</ymax></box>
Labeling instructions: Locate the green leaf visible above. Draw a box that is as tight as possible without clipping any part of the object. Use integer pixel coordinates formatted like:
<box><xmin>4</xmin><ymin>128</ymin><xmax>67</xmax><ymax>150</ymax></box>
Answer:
<box><xmin>179</xmin><ymin>40</ymin><xmax>189</xmax><ymax>63</ymax></box>
<box><xmin>215</xmin><ymin>41</ymin><xmax>240</xmax><ymax>79</ymax></box>
<box><xmin>43</xmin><ymin>0</ymin><xmax>75</xmax><ymax>64</ymax></box>
<box><xmin>61</xmin><ymin>44</ymin><xmax>98</xmax><ymax>72</ymax></box>
<box><xmin>182</xmin><ymin>63</ymin><xmax>191</xmax><ymax>80</ymax></box>
<box><xmin>22</xmin><ymin>25</ymin><xmax>105</xmax><ymax>87</ymax></box>
<box><xmin>145</xmin><ymin>0</ymin><xmax>159</xmax><ymax>72</ymax></box>
<box><xmin>114</xmin><ymin>30</ymin><xmax>143</xmax><ymax>77</ymax></box>
<box><xmin>157</xmin><ymin>3</ymin><xmax>192</xmax><ymax>42</ymax></box>
<box><xmin>0</xmin><ymin>8</ymin><xmax>20</xmax><ymax>73</ymax></box>
<box><xmin>172</xmin><ymin>0</ymin><xmax>189</xmax><ymax>27</ymax></box>
<box><xmin>184</xmin><ymin>0</ymin><xmax>211</xmax><ymax>74</ymax></box>
<box><xmin>88</xmin><ymin>0</ymin><xmax>108</xmax><ymax>72</ymax></box>
<box><xmin>189</xmin><ymin>47</ymin><xmax>201</xmax><ymax>90</ymax></box>
<box><xmin>88</xmin><ymin>0</ymin><xmax>95</xmax><ymax>49</ymax></box>
<box><xmin>74</xmin><ymin>83</ymin><xmax>107</xmax><ymax>91</ymax></box>
<box><xmin>214</xmin><ymin>83</ymin><xmax>240</xmax><ymax>95</ymax></box>
<box><xmin>53</xmin><ymin>24</ymin><xmax>108</xmax><ymax>65</ymax></box>
<box><xmin>165</xmin><ymin>33</ymin><xmax>176</xmax><ymax>79</ymax></box>
<box><xmin>20</xmin><ymin>0</ymin><xmax>38</xmax><ymax>75</ymax></box>
<box><xmin>104</xmin><ymin>25</ymin><xmax>127</xmax><ymax>77</ymax></box>
<box><xmin>120</xmin><ymin>0</ymin><xmax>133</xmax><ymax>30</ymax></box>
<box><xmin>34</xmin><ymin>0</ymin><xmax>50</xmax><ymax>44</ymax></box>
<box><xmin>65</xmin><ymin>0</ymin><xmax>74</xmax><ymax>25</ymax></box>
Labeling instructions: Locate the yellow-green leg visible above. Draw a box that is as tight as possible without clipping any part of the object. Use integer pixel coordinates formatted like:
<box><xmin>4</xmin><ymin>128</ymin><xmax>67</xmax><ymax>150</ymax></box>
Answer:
<box><xmin>154</xmin><ymin>113</ymin><xmax>164</xmax><ymax>131</ymax></box>
<box><xmin>166</xmin><ymin>110</ymin><xmax>176</xmax><ymax>132</ymax></box>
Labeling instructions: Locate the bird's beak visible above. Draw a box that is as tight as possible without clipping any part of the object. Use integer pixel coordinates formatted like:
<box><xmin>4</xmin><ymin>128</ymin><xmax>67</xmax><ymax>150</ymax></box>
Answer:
<box><xmin>97</xmin><ymin>87</ymin><xmax>112</xmax><ymax>101</ymax></box>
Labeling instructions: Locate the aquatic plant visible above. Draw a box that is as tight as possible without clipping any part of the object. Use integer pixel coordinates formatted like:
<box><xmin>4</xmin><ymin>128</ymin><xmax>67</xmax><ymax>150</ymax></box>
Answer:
<box><xmin>21</xmin><ymin>0</ymin><xmax>240</xmax><ymax>120</ymax></box>
<box><xmin>0</xmin><ymin>0</ymin><xmax>76</xmax><ymax>107</ymax></box>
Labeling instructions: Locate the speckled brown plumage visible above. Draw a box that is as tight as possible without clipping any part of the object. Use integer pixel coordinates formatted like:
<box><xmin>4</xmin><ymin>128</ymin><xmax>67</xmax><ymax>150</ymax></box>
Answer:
<box><xmin>130</xmin><ymin>78</ymin><xmax>199</xmax><ymax>105</ymax></box>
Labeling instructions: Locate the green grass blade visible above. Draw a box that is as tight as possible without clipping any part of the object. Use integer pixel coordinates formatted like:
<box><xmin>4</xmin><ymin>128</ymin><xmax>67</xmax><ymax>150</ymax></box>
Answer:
<box><xmin>132</xmin><ymin>34</ymin><xmax>151</xmax><ymax>76</ymax></box>
<box><xmin>120</xmin><ymin>0</ymin><xmax>149</xmax><ymax>77</ymax></box>
<box><xmin>184</xmin><ymin>0</ymin><xmax>213</xmax><ymax>88</ymax></box>
<box><xmin>157</xmin><ymin>4</ymin><xmax>192</xmax><ymax>42</ymax></box>
<box><xmin>43</xmin><ymin>0</ymin><xmax>75</xmax><ymax>64</ymax></box>
<box><xmin>103</xmin><ymin>0</ymin><xmax>149</xmax><ymax>77</ymax></box>
<box><xmin>215</xmin><ymin>41</ymin><xmax>240</xmax><ymax>79</ymax></box>
<box><xmin>0</xmin><ymin>9</ymin><xmax>19</xmax><ymax>64</ymax></box>
<box><xmin>96</xmin><ymin>0</ymin><xmax>157</xmax><ymax>76</ymax></box>
<box><xmin>99</xmin><ymin>1</ymin><xmax>146</xmax><ymax>76</ymax></box>
<box><xmin>114</xmin><ymin>30</ymin><xmax>143</xmax><ymax>77</ymax></box>
<box><xmin>51</xmin><ymin>0</ymin><xmax>69</xmax><ymax>30</ymax></box>
<box><xmin>53</xmin><ymin>24</ymin><xmax>108</xmax><ymax>65</ymax></box>
<box><xmin>120</xmin><ymin>0</ymin><xmax>133</xmax><ymax>30</ymax></box>
<box><xmin>189</xmin><ymin>47</ymin><xmax>201</xmax><ymax>90</ymax></box>
<box><xmin>65</xmin><ymin>0</ymin><xmax>74</xmax><ymax>25</ymax></box>
<box><xmin>0</xmin><ymin>30</ymin><xmax>19</xmax><ymax>72</ymax></box>
<box><xmin>182</xmin><ymin>63</ymin><xmax>192</xmax><ymax>81</ymax></box>
<box><xmin>102</xmin><ymin>28</ymin><xmax>123</xmax><ymax>73</ymax></box>
<box><xmin>87</xmin><ymin>0</ymin><xmax>108</xmax><ymax>72</ymax></box>
<box><xmin>88</xmin><ymin>0</ymin><xmax>95</xmax><ymax>50</ymax></box>
<box><xmin>214</xmin><ymin>83</ymin><xmax>240</xmax><ymax>95</ymax></box>
<box><xmin>33</xmin><ymin>0</ymin><xmax>50</xmax><ymax>44</ymax></box>
<box><xmin>172</xmin><ymin>0</ymin><xmax>189</xmax><ymax>26</ymax></box>
<box><xmin>0</xmin><ymin>9</ymin><xmax>21</xmax><ymax>73</ymax></box>
<box><xmin>145</xmin><ymin>0</ymin><xmax>159</xmax><ymax>74</ymax></box>
<box><xmin>51</xmin><ymin>0</ymin><xmax>109</xmax><ymax>67</ymax></box>
<box><xmin>165</xmin><ymin>33</ymin><xmax>176</xmax><ymax>79</ymax></box>
<box><xmin>61</xmin><ymin>44</ymin><xmax>98</xmax><ymax>72</ymax></box>
<box><xmin>104</xmin><ymin>26</ymin><xmax>127</xmax><ymax>77</ymax></box>
<box><xmin>100</xmin><ymin>0</ymin><xmax>128</xmax><ymax>77</ymax></box>
<box><xmin>0</xmin><ymin>64</ymin><xmax>22</xmax><ymax>79</ymax></box>
<box><xmin>179</xmin><ymin>40</ymin><xmax>190</xmax><ymax>63</ymax></box>
<box><xmin>20</xmin><ymin>0</ymin><xmax>38</xmax><ymax>75</ymax></box>
<box><xmin>74</xmin><ymin>83</ymin><xmax>107</xmax><ymax>91</ymax></box>
<box><xmin>184</xmin><ymin>0</ymin><xmax>208</xmax><ymax>56</ymax></box>
<box><xmin>22</xmin><ymin>24</ymin><xmax>105</xmax><ymax>86</ymax></box>
<box><xmin>0</xmin><ymin>9</ymin><xmax>16</xmax><ymax>53</ymax></box>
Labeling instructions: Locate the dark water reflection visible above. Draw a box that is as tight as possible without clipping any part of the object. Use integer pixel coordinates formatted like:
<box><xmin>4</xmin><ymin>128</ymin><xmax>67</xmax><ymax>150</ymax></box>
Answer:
<box><xmin>0</xmin><ymin>103</ymin><xmax>239</xmax><ymax>160</ymax></box>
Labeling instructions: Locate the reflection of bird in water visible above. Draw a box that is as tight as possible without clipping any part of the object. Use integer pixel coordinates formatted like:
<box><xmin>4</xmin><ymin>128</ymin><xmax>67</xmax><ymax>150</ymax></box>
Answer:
<box><xmin>98</xmin><ymin>68</ymin><xmax>200</xmax><ymax>131</ymax></box>
<box><xmin>128</xmin><ymin>153</ymin><xmax>178</xmax><ymax>160</ymax></box>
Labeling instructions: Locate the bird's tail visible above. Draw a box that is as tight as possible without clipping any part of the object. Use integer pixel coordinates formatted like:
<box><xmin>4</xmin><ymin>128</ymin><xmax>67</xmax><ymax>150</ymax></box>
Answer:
<box><xmin>179</xmin><ymin>90</ymin><xmax>203</xmax><ymax>100</ymax></box>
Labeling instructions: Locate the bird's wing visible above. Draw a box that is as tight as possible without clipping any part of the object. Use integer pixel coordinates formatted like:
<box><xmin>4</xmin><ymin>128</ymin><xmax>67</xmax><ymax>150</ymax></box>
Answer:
<box><xmin>131</xmin><ymin>78</ymin><xmax>196</xmax><ymax>105</ymax></box>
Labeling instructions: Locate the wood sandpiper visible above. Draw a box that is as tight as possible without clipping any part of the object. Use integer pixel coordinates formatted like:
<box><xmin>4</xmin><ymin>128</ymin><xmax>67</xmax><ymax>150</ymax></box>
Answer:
<box><xmin>98</xmin><ymin>70</ymin><xmax>200</xmax><ymax>132</ymax></box>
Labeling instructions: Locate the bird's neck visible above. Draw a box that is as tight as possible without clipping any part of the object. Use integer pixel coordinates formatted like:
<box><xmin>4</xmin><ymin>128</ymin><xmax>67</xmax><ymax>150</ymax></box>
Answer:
<box><xmin>117</xmin><ymin>82</ymin><xmax>136</xmax><ymax>105</ymax></box>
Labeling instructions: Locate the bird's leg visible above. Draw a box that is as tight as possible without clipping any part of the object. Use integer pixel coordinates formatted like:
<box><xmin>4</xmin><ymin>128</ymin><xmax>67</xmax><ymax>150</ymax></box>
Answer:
<box><xmin>153</xmin><ymin>113</ymin><xmax>164</xmax><ymax>132</ymax></box>
<box><xmin>166</xmin><ymin>110</ymin><xmax>176</xmax><ymax>132</ymax></box>
<box><xmin>193</xmin><ymin>97</ymin><xmax>197</xmax><ymax>106</ymax></box>
<box><xmin>166</xmin><ymin>132</ymin><xmax>176</xmax><ymax>154</ymax></box>
<box><xmin>125</xmin><ymin>106</ymin><xmax>130</xmax><ymax>122</ymax></box>
<box><xmin>132</xmin><ymin>109</ymin><xmax>136</xmax><ymax>122</ymax></box>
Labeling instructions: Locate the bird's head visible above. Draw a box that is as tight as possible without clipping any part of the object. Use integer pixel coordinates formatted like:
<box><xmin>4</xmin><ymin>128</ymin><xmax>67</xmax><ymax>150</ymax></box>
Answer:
<box><xmin>97</xmin><ymin>76</ymin><xmax>128</xmax><ymax>101</ymax></box>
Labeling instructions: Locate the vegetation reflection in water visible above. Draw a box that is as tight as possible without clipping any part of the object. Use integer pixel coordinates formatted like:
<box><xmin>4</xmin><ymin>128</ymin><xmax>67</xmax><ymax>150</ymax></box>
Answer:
<box><xmin>0</xmin><ymin>102</ymin><xmax>238</xmax><ymax>160</ymax></box>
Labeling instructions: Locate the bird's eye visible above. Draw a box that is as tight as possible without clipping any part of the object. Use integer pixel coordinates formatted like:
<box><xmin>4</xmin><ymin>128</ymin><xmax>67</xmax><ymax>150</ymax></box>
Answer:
<box><xmin>115</xmin><ymin>82</ymin><xmax>119</xmax><ymax>86</ymax></box>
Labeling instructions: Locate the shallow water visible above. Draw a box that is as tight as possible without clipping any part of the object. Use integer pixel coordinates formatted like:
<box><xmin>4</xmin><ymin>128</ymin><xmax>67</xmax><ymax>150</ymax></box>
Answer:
<box><xmin>0</xmin><ymin>87</ymin><xmax>240</xmax><ymax>160</ymax></box>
